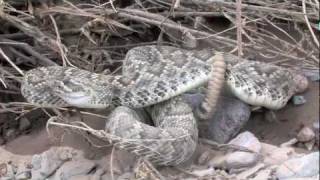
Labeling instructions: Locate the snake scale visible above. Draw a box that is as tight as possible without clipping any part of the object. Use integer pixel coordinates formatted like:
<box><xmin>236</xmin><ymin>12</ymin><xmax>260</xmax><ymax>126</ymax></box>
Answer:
<box><xmin>21</xmin><ymin>45</ymin><xmax>307</xmax><ymax>166</ymax></box>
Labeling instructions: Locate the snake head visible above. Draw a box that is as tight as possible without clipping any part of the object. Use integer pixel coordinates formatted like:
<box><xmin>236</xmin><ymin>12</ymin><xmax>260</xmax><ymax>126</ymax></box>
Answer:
<box><xmin>21</xmin><ymin>66</ymin><xmax>114</xmax><ymax>108</ymax></box>
<box><xmin>50</xmin><ymin>78</ymin><xmax>113</xmax><ymax>108</ymax></box>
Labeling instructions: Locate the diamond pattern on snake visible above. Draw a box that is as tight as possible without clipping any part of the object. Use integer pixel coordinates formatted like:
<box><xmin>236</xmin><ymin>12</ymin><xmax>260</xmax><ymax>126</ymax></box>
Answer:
<box><xmin>21</xmin><ymin>45</ymin><xmax>308</xmax><ymax>166</ymax></box>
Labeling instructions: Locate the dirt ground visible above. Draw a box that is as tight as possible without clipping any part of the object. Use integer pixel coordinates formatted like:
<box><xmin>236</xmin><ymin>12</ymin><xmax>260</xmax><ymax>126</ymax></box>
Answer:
<box><xmin>246</xmin><ymin>81</ymin><xmax>319</xmax><ymax>146</ymax></box>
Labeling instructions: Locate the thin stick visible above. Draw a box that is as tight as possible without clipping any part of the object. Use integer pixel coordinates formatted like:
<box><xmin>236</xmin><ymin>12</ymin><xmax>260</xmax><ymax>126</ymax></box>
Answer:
<box><xmin>302</xmin><ymin>0</ymin><xmax>319</xmax><ymax>47</ymax></box>
<box><xmin>236</xmin><ymin>0</ymin><xmax>243</xmax><ymax>57</ymax></box>
<box><xmin>0</xmin><ymin>48</ymin><xmax>24</xmax><ymax>76</ymax></box>
<box><xmin>110</xmin><ymin>146</ymin><xmax>115</xmax><ymax>180</ymax></box>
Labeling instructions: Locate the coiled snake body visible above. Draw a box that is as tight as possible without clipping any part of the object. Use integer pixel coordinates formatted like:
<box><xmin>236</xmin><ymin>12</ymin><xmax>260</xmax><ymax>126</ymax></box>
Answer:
<box><xmin>21</xmin><ymin>46</ymin><xmax>307</xmax><ymax>166</ymax></box>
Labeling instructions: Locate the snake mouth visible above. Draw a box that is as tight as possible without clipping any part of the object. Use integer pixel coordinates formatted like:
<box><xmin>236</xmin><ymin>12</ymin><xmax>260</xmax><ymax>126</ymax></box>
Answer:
<box><xmin>56</xmin><ymin>92</ymin><xmax>108</xmax><ymax>109</ymax></box>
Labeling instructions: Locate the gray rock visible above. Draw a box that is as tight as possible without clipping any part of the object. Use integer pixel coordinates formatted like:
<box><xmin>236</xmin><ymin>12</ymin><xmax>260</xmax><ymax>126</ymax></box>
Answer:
<box><xmin>51</xmin><ymin>160</ymin><xmax>96</xmax><ymax>180</ymax></box>
<box><xmin>19</xmin><ymin>118</ymin><xmax>31</xmax><ymax>131</ymax></box>
<box><xmin>206</xmin><ymin>96</ymin><xmax>251</xmax><ymax>143</ymax></box>
<box><xmin>31</xmin><ymin>147</ymin><xmax>84</xmax><ymax>180</ymax></box>
<box><xmin>5</xmin><ymin>128</ymin><xmax>17</xmax><ymax>140</ymax></box>
<box><xmin>292</xmin><ymin>96</ymin><xmax>307</xmax><ymax>105</ymax></box>
<box><xmin>183</xmin><ymin>93</ymin><xmax>204</xmax><ymax>110</ymax></box>
<box><xmin>184</xmin><ymin>93</ymin><xmax>251</xmax><ymax>143</ymax></box>
<box><xmin>275</xmin><ymin>152</ymin><xmax>319</xmax><ymax>179</ymax></box>
<box><xmin>303</xmin><ymin>69</ymin><xmax>320</xmax><ymax>82</ymax></box>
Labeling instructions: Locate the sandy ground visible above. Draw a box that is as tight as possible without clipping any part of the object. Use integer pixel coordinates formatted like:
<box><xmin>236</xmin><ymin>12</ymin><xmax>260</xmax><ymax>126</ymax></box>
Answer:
<box><xmin>246</xmin><ymin>82</ymin><xmax>319</xmax><ymax>146</ymax></box>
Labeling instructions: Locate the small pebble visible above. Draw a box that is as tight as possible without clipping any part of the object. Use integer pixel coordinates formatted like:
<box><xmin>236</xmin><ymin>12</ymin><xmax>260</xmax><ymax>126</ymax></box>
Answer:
<box><xmin>304</xmin><ymin>70</ymin><xmax>320</xmax><ymax>81</ymax></box>
<box><xmin>198</xmin><ymin>151</ymin><xmax>211</xmax><ymax>165</ymax></box>
<box><xmin>304</xmin><ymin>140</ymin><xmax>316</xmax><ymax>150</ymax></box>
<box><xmin>297</xmin><ymin>127</ymin><xmax>315</xmax><ymax>142</ymax></box>
<box><xmin>292</xmin><ymin>96</ymin><xmax>307</xmax><ymax>105</ymax></box>
<box><xmin>5</xmin><ymin>128</ymin><xmax>16</xmax><ymax>140</ymax></box>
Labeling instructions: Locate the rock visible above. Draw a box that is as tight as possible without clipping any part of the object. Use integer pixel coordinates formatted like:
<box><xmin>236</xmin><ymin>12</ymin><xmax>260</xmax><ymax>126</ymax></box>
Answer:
<box><xmin>303</xmin><ymin>69</ymin><xmax>320</xmax><ymax>82</ymax></box>
<box><xmin>224</xmin><ymin>151</ymin><xmax>259</xmax><ymax>169</ymax></box>
<box><xmin>197</xmin><ymin>151</ymin><xmax>211</xmax><ymax>165</ymax></box>
<box><xmin>5</xmin><ymin>128</ymin><xmax>17</xmax><ymax>140</ymax></box>
<box><xmin>236</xmin><ymin>163</ymin><xmax>266</xmax><ymax>180</ymax></box>
<box><xmin>183</xmin><ymin>93</ymin><xmax>204</xmax><ymax>110</ymax></box>
<box><xmin>188</xmin><ymin>94</ymin><xmax>251</xmax><ymax>143</ymax></box>
<box><xmin>51</xmin><ymin>160</ymin><xmax>96</xmax><ymax>180</ymax></box>
<box><xmin>31</xmin><ymin>147</ymin><xmax>84</xmax><ymax>180</ymax></box>
<box><xmin>250</xmin><ymin>167</ymin><xmax>273</xmax><ymax>180</ymax></box>
<box><xmin>209</xmin><ymin>151</ymin><xmax>259</xmax><ymax>170</ymax></box>
<box><xmin>304</xmin><ymin>140</ymin><xmax>316</xmax><ymax>150</ymax></box>
<box><xmin>15</xmin><ymin>163</ymin><xmax>32</xmax><ymax>180</ymax></box>
<box><xmin>191</xmin><ymin>167</ymin><xmax>215</xmax><ymax>177</ymax></box>
<box><xmin>261</xmin><ymin>143</ymin><xmax>295</xmax><ymax>165</ymax></box>
<box><xmin>228</xmin><ymin>131</ymin><xmax>261</xmax><ymax>153</ymax></box>
<box><xmin>207</xmin><ymin>96</ymin><xmax>251</xmax><ymax>143</ymax></box>
<box><xmin>275</xmin><ymin>152</ymin><xmax>319</xmax><ymax>179</ymax></box>
<box><xmin>206</xmin><ymin>132</ymin><xmax>261</xmax><ymax>170</ymax></box>
<box><xmin>19</xmin><ymin>118</ymin><xmax>31</xmax><ymax>131</ymax></box>
<box><xmin>297</xmin><ymin>127</ymin><xmax>315</xmax><ymax>142</ymax></box>
<box><xmin>292</xmin><ymin>96</ymin><xmax>307</xmax><ymax>106</ymax></box>
<box><xmin>1</xmin><ymin>163</ymin><xmax>16</xmax><ymax>179</ymax></box>
<box><xmin>15</xmin><ymin>171</ymin><xmax>32</xmax><ymax>180</ymax></box>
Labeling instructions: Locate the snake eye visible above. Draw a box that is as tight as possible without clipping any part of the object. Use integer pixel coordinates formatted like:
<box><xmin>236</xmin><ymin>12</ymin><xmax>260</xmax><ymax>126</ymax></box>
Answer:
<box><xmin>52</xmin><ymin>80</ymin><xmax>74</xmax><ymax>94</ymax></box>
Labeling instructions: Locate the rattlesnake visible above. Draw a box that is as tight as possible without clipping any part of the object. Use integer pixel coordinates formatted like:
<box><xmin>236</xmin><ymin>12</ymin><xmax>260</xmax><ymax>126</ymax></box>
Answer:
<box><xmin>21</xmin><ymin>45</ymin><xmax>307</xmax><ymax>166</ymax></box>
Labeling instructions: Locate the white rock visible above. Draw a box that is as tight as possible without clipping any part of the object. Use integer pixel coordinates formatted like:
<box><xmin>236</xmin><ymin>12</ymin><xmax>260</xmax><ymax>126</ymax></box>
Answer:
<box><xmin>225</xmin><ymin>151</ymin><xmax>259</xmax><ymax>169</ymax></box>
<box><xmin>275</xmin><ymin>152</ymin><xmax>319</xmax><ymax>179</ymax></box>
<box><xmin>228</xmin><ymin>131</ymin><xmax>261</xmax><ymax>153</ymax></box>
<box><xmin>283</xmin><ymin>174</ymin><xmax>319</xmax><ymax>180</ymax></box>
<box><xmin>236</xmin><ymin>163</ymin><xmax>265</xmax><ymax>179</ymax></box>
<box><xmin>191</xmin><ymin>167</ymin><xmax>215</xmax><ymax>177</ymax></box>
<box><xmin>297</xmin><ymin>127</ymin><xmax>315</xmax><ymax>142</ymax></box>
<box><xmin>261</xmin><ymin>143</ymin><xmax>295</xmax><ymax>165</ymax></box>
